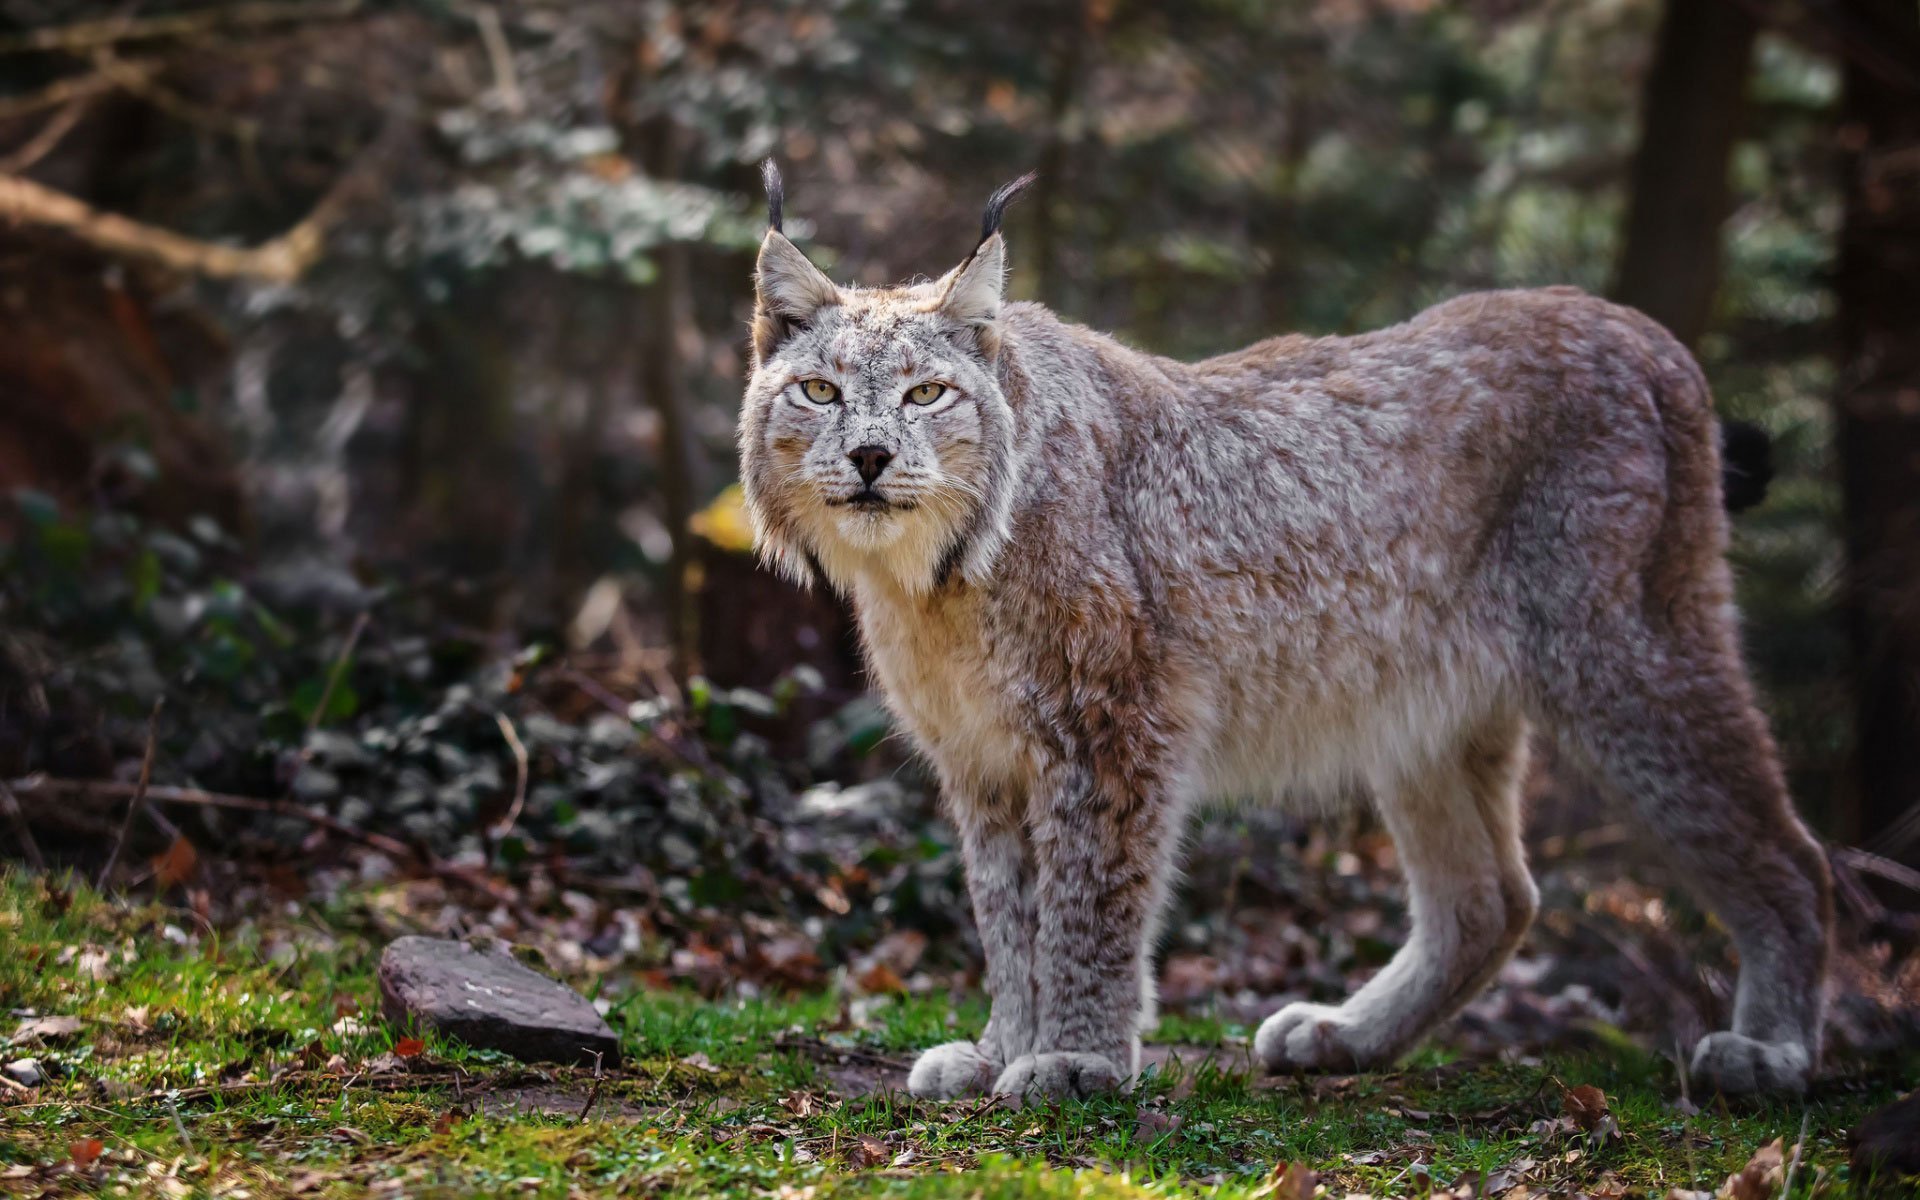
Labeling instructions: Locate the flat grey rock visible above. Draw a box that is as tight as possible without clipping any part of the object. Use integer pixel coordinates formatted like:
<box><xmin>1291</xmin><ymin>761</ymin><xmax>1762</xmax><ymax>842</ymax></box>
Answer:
<box><xmin>377</xmin><ymin>937</ymin><xmax>620</xmax><ymax>1067</ymax></box>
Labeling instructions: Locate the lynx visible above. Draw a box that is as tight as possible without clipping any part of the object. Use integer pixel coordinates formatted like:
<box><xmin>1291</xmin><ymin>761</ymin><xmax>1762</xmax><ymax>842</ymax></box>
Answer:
<box><xmin>736</xmin><ymin>163</ymin><xmax>1832</xmax><ymax>1098</ymax></box>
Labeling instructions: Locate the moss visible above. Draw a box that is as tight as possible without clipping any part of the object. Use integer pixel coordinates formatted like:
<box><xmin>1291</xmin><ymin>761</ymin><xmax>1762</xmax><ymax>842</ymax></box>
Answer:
<box><xmin>1</xmin><ymin>869</ymin><xmax>1909</xmax><ymax>1198</ymax></box>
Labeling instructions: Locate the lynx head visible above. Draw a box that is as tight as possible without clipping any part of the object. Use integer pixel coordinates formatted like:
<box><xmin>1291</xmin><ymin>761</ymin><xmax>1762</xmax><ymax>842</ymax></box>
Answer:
<box><xmin>738</xmin><ymin>161</ymin><xmax>1035</xmax><ymax>595</ymax></box>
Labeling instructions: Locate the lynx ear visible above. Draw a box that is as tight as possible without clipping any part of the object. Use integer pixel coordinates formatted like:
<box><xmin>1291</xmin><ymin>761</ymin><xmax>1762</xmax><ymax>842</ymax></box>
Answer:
<box><xmin>938</xmin><ymin>234</ymin><xmax>1006</xmax><ymax>330</ymax></box>
<box><xmin>752</xmin><ymin>160</ymin><xmax>840</xmax><ymax>363</ymax></box>
<box><xmin>937</xmin><ymin>171</ymin><xmax>1035</xmax><ymax>358</ymax></box>
<box><xmin>753</xmin><ymin>231</ymin><xmax>839</xmax><ymax>362</ymax></box>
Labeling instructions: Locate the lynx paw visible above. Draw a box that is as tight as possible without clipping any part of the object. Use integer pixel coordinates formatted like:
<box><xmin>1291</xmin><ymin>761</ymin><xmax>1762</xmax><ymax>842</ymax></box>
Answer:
<box><xmin>1689</xmin><ymin>1032</ymin><xmax>1810</xmax><ymax>1095</ymax></box>
<box><xmin>1254</xmin><ymin>1002</ymin><xmax>1380</xmax><ymax>1073</ymax></box>
<box><xmin>992</xmin><ymin>1051</ymin><xmax>1124</xmax><ymax>1101</ymax></box>
<box><xmin>907</xmin><ymin>1040</ymin><xmax>998</xmax><ymax>1099</ymax></box>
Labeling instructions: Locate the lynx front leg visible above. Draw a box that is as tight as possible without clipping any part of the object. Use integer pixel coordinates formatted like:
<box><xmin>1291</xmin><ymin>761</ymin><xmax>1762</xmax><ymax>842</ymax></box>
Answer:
<box><xmin>994</xmin><ymin>760</ymin><xmax>1184</xmax><ymax>1101</ymax></box>
<box><xmin>908</xmin><ymin>801</ymin><xmax>1038</xmax><ymax>1099</ymax></box>
<box><xmin>1258</xmin><ymin>715</ymin><xmax>1536</xmax><ymax>1073</ymax></box>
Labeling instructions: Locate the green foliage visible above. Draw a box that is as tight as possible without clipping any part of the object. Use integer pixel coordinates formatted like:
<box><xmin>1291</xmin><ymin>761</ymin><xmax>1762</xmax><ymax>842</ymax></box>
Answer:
<box><xmin>2</xmin><ymin>872</ymin><xmax>1909</xmax><ymax>1198</ymax></box>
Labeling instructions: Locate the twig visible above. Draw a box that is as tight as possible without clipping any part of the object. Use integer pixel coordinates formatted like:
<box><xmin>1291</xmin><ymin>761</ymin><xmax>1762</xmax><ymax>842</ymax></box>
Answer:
<box><xmin>0</xmin><ymin>97</ymin><xmax>88</xmax><ymax>173</ymax></box>
<box><xmin>0</xmin><ymin>65</ymin><xmax>144</xmax><ymax>121</ymax></box>
<box><xmin>771</xmin><ymin>1034</ymin><xmax>912</xmax><ymax>1072</ymax></box>
<box><xmin>0</xmin><ymin>778</ymin><xmax>46</xmax><ymax>871</ymax></box>
<box><xmin>300</xmin><ymin>612</ymin><xmax>369</xmax><ymax>754</ymax></box>
<box><xmin>0</xmin><ymin>1</ymin><xmax>363</xmax><ymax>55</ymax></box>
<box><xmin>89</xmin><ymin>48</ymin><xmax>259</xmax><ymax>140</ymax></box>
<box><xmin>0</xmin><ymin>107</ymin><xmax>405</xmax><ymax>283</ymax></box>
<box><xmin>490</xmin><ymin>712</ymin><xmax>529</xmax><ymax>840</ymax></box>
<box><xmin>1782</xmin><ymin>1109</ymin><xmax>1809</xmax><ymax>1197</ymax></box>
<box><xmin>578</xmin><ymin>1051</ymin><xmax>604</xmax><ymax>1123</ymax></box>
<box><xmin>472</xmin><ymin>5</ymin><xmax>523</xmax><ymax>114</ymax></box>
<box><xmin>97</xmin><ymin>698</ymin><xmax>163</xmax><ymax>890</ymax></box>
<box><xmin>11</xmin><ymin>777</ymin><xmax>522</xmax><ymax>914</ymax></box>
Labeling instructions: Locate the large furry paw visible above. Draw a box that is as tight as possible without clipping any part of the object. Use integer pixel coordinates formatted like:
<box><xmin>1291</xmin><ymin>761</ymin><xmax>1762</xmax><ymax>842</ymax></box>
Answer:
<box><xmin>1689</xmin><ymin>1032</ymin><xmax>1810</xmax><ymax>1095</ymax></box>
<box><xmin>992</xmin><ymin>1051</ymin><xmax>1124</xmax><ymax>1101</ymax></box>
<box><xmin>1254</xmin><ymin>1002</ymin><xmax>1383</xmax><ymax>1073</ymax></box>
<box><xmin>907</xmin><ymin>1040</ymin><xmax>999</xmax><ymax>1099</ymax></box>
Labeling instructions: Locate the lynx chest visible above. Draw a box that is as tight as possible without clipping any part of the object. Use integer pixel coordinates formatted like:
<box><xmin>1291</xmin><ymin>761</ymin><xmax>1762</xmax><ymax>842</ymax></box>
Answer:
<box><xmin>850</xmin><ymin>580</ymin><xmax>1034</xmax><ymax>797</ymax></box>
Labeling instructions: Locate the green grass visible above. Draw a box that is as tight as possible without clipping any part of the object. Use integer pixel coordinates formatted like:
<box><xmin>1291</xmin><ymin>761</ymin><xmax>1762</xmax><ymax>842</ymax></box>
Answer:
<box><xmin>0</xmin><ymin>869</ymin><xmax>1907</xmax><ymax>1198</ymax></box>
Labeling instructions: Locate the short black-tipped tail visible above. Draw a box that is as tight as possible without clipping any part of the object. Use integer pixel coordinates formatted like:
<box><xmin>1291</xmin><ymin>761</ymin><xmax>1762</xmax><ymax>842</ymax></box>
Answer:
<box><xmin>1720</xmin><ymin>419</ymin><xmax>1773</xmax><ymax>512</ymax></box>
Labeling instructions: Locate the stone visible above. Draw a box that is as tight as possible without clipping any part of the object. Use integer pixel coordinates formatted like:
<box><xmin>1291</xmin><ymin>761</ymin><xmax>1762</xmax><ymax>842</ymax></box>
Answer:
<box><xmin>376</xmin><ymin>937</ymin><xmax>620</xmax><ymax>1067</ymax></box>
<box><xmin>4</xmin><ymin>1058</ymin><xmax>44</xmax><ymax>1087</ymax></box>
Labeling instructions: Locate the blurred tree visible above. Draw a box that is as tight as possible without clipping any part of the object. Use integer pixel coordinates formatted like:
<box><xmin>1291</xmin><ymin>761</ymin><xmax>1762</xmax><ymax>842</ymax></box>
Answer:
<box><xmin>1832</xmin><ymin>0</ymin><xmax>1920</xmax><ymax>859</ymax></box>
<box><xmin>1612</xmin><ymin>0</ymin><xmax>1757</xmax><ymax>347</ymax></box>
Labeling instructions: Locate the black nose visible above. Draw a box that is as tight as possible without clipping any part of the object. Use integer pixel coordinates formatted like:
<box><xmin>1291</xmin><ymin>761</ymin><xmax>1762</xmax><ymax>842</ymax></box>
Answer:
<box><xmin>848</xmin><ymin>445</ymin><xmax>893</xmax><ymax>485</ymax></box>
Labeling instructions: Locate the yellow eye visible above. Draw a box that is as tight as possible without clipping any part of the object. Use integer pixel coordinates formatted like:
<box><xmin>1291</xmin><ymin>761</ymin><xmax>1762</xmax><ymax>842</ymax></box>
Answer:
<box><xmin>800</xmin><ymin>379</ymin><xmax>839</xmax><ymax>403</ymax></box>
<box><xmin>906</xmin><ymin>382</ymin><xmax>947</xmax><ymax>406</ymax></box>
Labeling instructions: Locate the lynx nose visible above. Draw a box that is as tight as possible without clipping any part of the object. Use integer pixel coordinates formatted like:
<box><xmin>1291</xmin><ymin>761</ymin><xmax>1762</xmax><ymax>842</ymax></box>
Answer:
<box><xmin>848</xmin><ymin>445</ymin><xmax>893</xmax><ymax>484</ymax></box>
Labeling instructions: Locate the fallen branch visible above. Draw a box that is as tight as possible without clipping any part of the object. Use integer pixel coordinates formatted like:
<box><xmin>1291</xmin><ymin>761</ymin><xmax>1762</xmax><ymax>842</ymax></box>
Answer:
<box><xmin>0</xmin><ymin>1</ymin><xmax>363</xmax><ymax>55</ymax></box>
<box><xmin>0</xmin><ymin>107</ymin><xmax>403</xmax><ymax>282</ymax></box>
<box><xmin>8</xmin><ymin>776</ymin><xmax>523</xmax><ymax>915</ymax></box>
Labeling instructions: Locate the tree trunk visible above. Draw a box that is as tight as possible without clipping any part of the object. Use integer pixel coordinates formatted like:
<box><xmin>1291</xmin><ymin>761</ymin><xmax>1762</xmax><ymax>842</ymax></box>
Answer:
<box><xmin>1834</xmin><ymin>0</ymin><xmax>1920</xmax><ymax>857</ymax></box>
<box><xmin>1611</xmin><ymin>0</ymin><xmax>1758</xmax><ymax>347</ymax></box>
<box><xmin>637</xmin><ymin>118</ymin><xmax>703</xmax><ymax>682</ymax></box>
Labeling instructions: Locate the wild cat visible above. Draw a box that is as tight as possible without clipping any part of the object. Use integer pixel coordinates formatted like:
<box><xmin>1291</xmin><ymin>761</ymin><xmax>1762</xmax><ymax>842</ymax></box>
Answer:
<box><xmin>736</xmin><ymin>163</ymin><xmax>1831</xmax><ymax>1098</ymax></box>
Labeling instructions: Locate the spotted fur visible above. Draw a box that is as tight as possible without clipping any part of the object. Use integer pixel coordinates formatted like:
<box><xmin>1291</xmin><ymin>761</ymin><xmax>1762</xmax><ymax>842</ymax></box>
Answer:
<box><xmin>736</xmin><ymin>179</ymin><xmax>1832</xmax><ymax>1100</ymax></box>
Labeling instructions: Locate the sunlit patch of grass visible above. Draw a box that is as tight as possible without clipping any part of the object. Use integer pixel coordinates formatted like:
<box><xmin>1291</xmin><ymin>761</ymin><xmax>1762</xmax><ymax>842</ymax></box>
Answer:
<box><xmin>1</xmin><ymin>868</ymin><xmax>1911</xmax><ymax>1198</ymax></box>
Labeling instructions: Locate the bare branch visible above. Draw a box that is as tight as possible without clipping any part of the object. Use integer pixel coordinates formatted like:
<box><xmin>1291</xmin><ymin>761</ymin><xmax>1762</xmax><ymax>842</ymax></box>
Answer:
<box><xmin>0</xmin><ymin>111</ymin><xmax>404</xmax><ymax>282</ymax></box>
<box><xmin>473</xmin><ymin>6</ymin><xmax>524</xmax><ymax>114</ymax></box>
<box><xmin>0</xmin><ymin>97</ymin><xmax>89</xmax><ymax>174</ymax></box>
<box><xmin>0</xmin><ymin>1</ymin><xmax>364</xmax><ymax>56</ymax></box>
<box><xmin>0</xmin><ymin>64</ymin><xmax>145</xmax><ymax>121</ymax></box>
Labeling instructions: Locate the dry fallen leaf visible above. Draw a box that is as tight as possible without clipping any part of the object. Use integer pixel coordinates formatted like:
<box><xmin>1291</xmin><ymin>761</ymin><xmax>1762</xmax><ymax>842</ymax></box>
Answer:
<box><xmin>1134</xmin><ymin>1107</ymin><xmax>1183</xmax><ymax>1142</ymax></box>
<box><xmin>780</xmin><ymin>1091</ymin><xmax>819</xmax><ymax>1118</ymax></box>
<box><xmin>151</xmin><ymin>836</ymin><xmax>198</xmax><ymax>888</ymax></box>
<box><xmin>854</xmin><ymin>961</ymin><xmax>906</xmax><ymax>994</ymax></box>
<box><xmin>1253</xmin><ymin>1161</ymin><xmax>1318</xmax><ymax>1200</ymax></box>
<box><xmin>393</xmin><ymin>1037</ymin><xmax>425</xmax><ymax>1059</ymax></box>
<box><xmin>845</xmin><ymin>1135</ymin><xmax>890</xmax><ymax>1167</ymax></box>
<box><xmin>68</xmin><ymin>1138</ymin><xmax>103</xmax><ymax>1167</ymax></box>
<box><xmin>1719</xmin><ymin>1138</ymin><xmax>1787</xmax><ymax>1200</ymax></box>
<box><xmin>12</xmin><ymin>1014</ymin><xmax>83</xmax><ymax>1045</ymax></box>
<box><xmin>1562</xmin><ymin>1083</ymin><xmax>1609</xmax><ymax>1131</ymax></box>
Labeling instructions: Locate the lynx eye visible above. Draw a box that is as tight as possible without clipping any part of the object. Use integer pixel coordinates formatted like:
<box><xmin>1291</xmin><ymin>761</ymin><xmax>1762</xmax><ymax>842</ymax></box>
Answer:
<box><xmin>905</xmin><ymin>382</ymin><xmax>947</xmax><ymax>406</ymax></box>
<box><xmin>799</xmin><ymin>379</ymin><xmax>840</xmax><ymax>404</ymax></box>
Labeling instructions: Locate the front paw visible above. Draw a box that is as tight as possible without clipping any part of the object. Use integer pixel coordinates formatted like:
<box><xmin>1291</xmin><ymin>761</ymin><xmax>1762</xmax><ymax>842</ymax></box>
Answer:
<box><xmin>993</xmin><ymin>1051</ymin><xmax>1125</xmax><ymax>1101</ymax></box>
<box><xmin>1254</xmin><ymin>1002</ymin><xmax>1380</xmax><ymax>1073</ymax></box>
<box><xmin>1689</xmin><ymin>1032</ymin><xmax>1810</xmax><ymax>1096</ymax></box>
<box><xmin>907</xmin><ymin>1040</ymin><xmax>999</xmax><ymax>1099</ymax></box>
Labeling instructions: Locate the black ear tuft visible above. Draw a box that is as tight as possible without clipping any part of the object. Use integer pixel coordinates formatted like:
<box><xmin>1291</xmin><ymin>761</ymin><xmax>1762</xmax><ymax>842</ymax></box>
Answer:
<box><xmin>762</xmin><ymin>158</ymin><xmax>784</xmax><ymax>233</ymax></box>
<box><xmin>979</xmin><ymin>171</ymin><xmax>1038</xmax><ymax>245</ymax></box>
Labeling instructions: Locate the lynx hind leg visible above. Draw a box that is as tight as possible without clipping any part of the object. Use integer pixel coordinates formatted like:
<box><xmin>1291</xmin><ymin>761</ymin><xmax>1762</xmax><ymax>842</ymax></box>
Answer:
<box><xmin>1545</xmin><ymin>619</ymin><xmax>1831</xmax><ymax>1095</ymax></box>
<box><xmin>1257</xmin><ymin>713</ymin><xmax>1536</xmax><ymax>1073</ymax></box>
